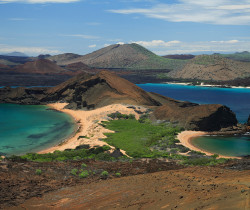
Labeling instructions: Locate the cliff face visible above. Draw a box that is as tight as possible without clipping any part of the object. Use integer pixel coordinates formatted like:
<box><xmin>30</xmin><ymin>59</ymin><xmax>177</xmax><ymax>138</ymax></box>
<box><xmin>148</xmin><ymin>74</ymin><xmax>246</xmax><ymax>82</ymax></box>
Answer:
<box><xmin>150</xmin><ymin>93</ymin><xmax>237</xmax><ymax>131</ymax></box>
<box><xmin>0</xmin><ymin>70</ymin><xmax>238</xmax><ymax>131</ymax></box>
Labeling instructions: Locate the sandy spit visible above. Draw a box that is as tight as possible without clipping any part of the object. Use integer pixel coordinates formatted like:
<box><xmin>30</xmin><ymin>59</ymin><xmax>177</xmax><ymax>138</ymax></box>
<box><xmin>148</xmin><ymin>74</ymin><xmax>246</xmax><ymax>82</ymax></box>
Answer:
<box><xmin>177</xmin><ymin>131</ymin><xmax>241</xmax><ymax>159</ymax></box>
<box><xmin>39</xmin><ymin>103</ymin><xmax>147</xmax><ymax>155</ymax></box>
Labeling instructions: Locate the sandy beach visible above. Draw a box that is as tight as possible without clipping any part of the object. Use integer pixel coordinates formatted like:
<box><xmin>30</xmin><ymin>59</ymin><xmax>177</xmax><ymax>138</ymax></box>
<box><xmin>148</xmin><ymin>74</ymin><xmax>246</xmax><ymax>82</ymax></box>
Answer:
<box><xmin>177</xmin><ymin>131</ymin><xmax>241</xmax><ymax>159</ymax></box>
<box><xmin>39</xmin><ymin>103</ymin><xmax>147</xmax><ymax>155</ymax></box>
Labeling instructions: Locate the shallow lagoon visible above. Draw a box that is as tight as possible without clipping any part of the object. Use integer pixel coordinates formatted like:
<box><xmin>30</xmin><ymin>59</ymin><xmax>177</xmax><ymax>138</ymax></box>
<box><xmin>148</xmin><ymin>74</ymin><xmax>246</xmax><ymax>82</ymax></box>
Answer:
<box><xmin>0</xmin><ymin>104</ymin><xmax>76</xmax><ymax>156</ymax></box>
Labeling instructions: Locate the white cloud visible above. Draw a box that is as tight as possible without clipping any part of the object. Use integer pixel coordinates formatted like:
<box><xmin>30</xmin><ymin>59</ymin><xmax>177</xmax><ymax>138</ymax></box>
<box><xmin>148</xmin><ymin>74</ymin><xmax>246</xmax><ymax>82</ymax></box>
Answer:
<box><xmin>0</xmin><ymin>44</ymin><xmax>60</xmax><ymax>55</ymax></box>
<box><xmin>88</xmin><ymin>44</ymin><xmax>96</xmax><ymax>48</ymax></box>
<box><xmin>134</xmin><ymin>40</ymin><xmax>181</xmax><ymax>47</ymax></box>
<box><xmin>62</xmin><ymin>34</ymin><xmax>99</xmax><ymax>39</ymax></box>
<box><xmin>211</xmin><ymin>40</ymin><xmax>239</xmax><ymax>43</ymax></box>
<box><xmin>0</xmin><ymin>0</ymin><xmax>80</xmax><ymax>3</ymax></box>
<box><xmin>109</xmin><ymin>0</ymin><xmax>250</xmax><ymax>25</ymax></box>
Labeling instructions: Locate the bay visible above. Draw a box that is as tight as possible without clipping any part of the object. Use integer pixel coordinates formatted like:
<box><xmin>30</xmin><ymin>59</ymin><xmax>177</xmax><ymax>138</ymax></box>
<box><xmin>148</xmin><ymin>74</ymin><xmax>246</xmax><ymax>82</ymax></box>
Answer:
<box><xmin>0</xmin><ymin>104</ymin><xmax>76</xmax><ymax>156</ymax></box>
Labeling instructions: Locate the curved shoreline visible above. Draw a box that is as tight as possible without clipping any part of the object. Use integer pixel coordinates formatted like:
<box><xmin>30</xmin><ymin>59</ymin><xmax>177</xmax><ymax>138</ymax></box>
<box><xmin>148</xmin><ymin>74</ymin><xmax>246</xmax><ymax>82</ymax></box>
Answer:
<box><xmin>177</xmin><ymin>131</ymin><xmax>241</xmax><ymax>159</ymax></box>
<box><xmin>39</xmin><ymin>103</ymin><xmax>146</xmax><ymax>155</ymax></box>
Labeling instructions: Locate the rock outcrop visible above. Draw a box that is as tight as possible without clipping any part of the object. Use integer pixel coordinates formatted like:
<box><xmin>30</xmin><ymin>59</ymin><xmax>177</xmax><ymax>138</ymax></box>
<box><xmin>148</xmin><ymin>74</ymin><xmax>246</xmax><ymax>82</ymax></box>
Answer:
<box><xmin>247</xmin><ymin>115</ymin><xmax>250</xmax><ymax>126</ymax></box>
<box><xmin>150</xmin><ymin>93</ymin><xmax>237</xmax><ymax>131</ymax></box>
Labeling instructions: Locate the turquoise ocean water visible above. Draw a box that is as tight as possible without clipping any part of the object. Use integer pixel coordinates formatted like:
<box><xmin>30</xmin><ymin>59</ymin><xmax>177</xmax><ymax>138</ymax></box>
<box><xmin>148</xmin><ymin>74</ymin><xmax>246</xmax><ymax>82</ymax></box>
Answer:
<box><xmin>138</xmin><ymin>84</ymin><xmax>250</xmax><ymax>157</ymax></box>
<box><xmin>0</xmin><ymin>104</ymin><xmax>76</xmax><ymax>156</ymax></box>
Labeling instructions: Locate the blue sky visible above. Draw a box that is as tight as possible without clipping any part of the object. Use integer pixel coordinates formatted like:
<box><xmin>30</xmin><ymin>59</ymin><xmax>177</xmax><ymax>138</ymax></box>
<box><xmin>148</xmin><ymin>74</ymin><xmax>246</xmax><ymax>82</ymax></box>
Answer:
<box><xmin>0</xmin><ymin>0</ymin><xmax>250</xmax><ymax>56</ymax></box>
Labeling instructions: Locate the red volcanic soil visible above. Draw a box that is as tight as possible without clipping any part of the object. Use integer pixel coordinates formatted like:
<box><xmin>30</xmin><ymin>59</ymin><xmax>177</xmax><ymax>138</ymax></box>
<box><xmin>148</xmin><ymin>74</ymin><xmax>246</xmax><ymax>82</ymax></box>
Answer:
<box><xmin>13</xmin><ymin>59</ymin><xmax>68</xmax><ymax>75</ymax></box>
<box><xmin>2</xmin><ymin>159</ymin><xmax>249</xmax><ymax>210</ymax></box>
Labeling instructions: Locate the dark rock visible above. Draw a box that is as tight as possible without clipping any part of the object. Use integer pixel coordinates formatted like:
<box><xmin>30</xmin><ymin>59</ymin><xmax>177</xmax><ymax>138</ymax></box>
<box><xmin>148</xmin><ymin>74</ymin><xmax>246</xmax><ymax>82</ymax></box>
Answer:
<box><xmin>151</xmin><ymin>94</ymin><xmax>238</xmax><ymax>131</ymax></box>
<box><xmin>111</xmin><ymin>149</ymin><xmax>124</xmax><ymax>158</ymax></box>
<box><xmin>247</xmin><ymin>115</ymin><xmax>250</xmax><ymax>126</ymax></box>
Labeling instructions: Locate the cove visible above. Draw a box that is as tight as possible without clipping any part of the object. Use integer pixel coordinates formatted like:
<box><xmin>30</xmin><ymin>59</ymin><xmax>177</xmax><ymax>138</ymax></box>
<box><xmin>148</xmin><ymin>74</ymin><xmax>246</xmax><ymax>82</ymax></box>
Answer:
<box><xmin>0</xmin><ymin>104</ymin><xmax>76</xmax><ymax>156</ymax></box>
<box><xmin>192</xmin><ymin>135</ymin><xmax>250</xmax><ymax>157</ymax></box>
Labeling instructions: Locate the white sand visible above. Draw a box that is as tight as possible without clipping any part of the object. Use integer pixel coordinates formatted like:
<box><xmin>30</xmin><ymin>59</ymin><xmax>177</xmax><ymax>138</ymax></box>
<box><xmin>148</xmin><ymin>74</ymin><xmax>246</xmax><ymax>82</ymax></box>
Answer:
<box><xmin>39</xmin><ymin>103</ymin><xmax>146</xmax><ymax>156</ymax></box>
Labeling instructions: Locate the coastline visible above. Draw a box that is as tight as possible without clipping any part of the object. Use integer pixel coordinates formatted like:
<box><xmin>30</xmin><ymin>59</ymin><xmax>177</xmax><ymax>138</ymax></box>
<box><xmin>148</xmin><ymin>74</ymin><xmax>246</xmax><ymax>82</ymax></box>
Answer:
<box><xmin>39</xmin><ymin>103</ymin><xmax>146</xmax><ymax>155</ymax></box>
<box><xmin>165</xmin><ymin>82</ymin><xmax>250</xmax><ymax>89</ymax></box>
<box><xmin>177</xmin><ymin>131</ymin><xmax>241</xmax><ymax>159</ymax></box>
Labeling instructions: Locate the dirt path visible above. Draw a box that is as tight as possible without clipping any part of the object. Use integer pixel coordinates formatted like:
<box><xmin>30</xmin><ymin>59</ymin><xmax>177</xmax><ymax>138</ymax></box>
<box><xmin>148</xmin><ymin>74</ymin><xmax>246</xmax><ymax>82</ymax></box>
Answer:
<box><xmin>9</xmin><ymin>166</ymin><xmax>250</xmax><ymax>210</ymax></box>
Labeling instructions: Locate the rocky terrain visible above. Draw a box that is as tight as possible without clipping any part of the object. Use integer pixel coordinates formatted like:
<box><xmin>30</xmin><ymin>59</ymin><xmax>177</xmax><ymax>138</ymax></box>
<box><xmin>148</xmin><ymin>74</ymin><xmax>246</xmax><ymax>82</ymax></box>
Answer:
<box><xmin>48</xmin><ymin>53</ymin><xmax>82</xmax><ymax>66</ymax></box>
<box><xmin>1</xmin><ymin>158</ymin><xmax>249</xmax><ymax>209</ymax></box>
<box><xmin>168</xmin><ymin>54</ymin><xmax>250</xmax><ymax>81</ymax></box>
<box><xmin>0</xmin><ymin>70</ymin><xmax>241</xmax><ymax>131</ymax></box>
<box><xmin>150</xmin><ymin>93</ymin><xmax>237</xmax><ymax>131</ymax></box>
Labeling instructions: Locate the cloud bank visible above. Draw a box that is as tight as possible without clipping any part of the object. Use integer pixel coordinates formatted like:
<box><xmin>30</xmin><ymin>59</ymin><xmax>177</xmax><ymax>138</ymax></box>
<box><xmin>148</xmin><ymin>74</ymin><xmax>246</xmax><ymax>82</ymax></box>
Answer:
<box><xmin>109</xmin><ymin>0</ymin><xmax>250</xmax><ymax>25</ymax></box>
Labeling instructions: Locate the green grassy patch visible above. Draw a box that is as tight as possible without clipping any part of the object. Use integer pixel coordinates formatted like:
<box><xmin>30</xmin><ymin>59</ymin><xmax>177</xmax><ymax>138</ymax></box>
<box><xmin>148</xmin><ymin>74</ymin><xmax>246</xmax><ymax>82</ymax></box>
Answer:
<box><xmin>103</xmin><ymin>119</ymin><xmax>180</xmax><ymax>158</ymax></box>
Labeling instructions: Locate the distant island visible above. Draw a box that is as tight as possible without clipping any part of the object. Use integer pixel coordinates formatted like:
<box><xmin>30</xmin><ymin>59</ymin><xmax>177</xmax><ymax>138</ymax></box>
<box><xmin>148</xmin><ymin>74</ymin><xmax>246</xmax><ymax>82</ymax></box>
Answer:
<box><xmin>0</xmin><ymin>44</ymin><xmax>249</xmax><ymax>87</ymax></box>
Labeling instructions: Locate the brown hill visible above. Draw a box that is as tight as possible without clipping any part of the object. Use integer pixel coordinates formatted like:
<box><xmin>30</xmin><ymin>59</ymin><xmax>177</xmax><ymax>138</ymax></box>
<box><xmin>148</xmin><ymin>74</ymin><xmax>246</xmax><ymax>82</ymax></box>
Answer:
<box><xmin>13</xmin><ymin>59</ymin><xmax>69</xmax><ymax>75</ymax></box>
<box><xmin>47</xmin><ymin>70</ymin><xmax>161</xmax><ymax>109</ymax></box>
<box><xmin>48</xmin><ymin>53</ymin><xmax>82</xmax><ymax>66</ymax></box>
<box><xmin>168</xmin><ymin>55</ymin><xmax>250</xmax><ymax>81</ymax></box>
<box><xmin>149</xmin><ymin>92</ymin><xmax>237</xmax><ymax>131</ymax></box>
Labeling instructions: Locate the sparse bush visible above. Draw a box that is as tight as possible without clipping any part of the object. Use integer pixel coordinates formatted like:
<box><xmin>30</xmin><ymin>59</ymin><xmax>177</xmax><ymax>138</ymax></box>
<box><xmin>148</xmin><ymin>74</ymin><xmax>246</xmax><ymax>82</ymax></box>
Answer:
<box><xmin>79</xmin><ymin>170</ymin><xmax>89</xmax><ymax>178</ymax></box>
<box><xmin>81</xmin><ymin>163</ymin><xmax>87</xmax><ymax>168</ymax></box>
<box><xmin>100</xmin><ymin>171</ymin><xmax>109</xmax><ymax>179</ymax></box>
<box><xmin>71</xmin><ymin>168</ymin><xmax>78</xmax><ymax>176</ymax></box>
<box><xmin>35</xmin><ymin>169</ymin><xmax>42</xmax><ymax>175</ymax></box>
<box><xmin>115</xmin><ymin>172</ymin><xmax>121</xmax><ymax>177</ymax></box>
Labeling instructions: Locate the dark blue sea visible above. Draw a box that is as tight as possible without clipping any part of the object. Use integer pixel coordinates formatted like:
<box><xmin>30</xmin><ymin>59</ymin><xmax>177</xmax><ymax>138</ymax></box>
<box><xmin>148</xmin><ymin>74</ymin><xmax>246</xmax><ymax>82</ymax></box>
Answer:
<box><xmin>138</xmin><ymin>83</ymin><xmax>250</xmax><ymax>123</ymax></box>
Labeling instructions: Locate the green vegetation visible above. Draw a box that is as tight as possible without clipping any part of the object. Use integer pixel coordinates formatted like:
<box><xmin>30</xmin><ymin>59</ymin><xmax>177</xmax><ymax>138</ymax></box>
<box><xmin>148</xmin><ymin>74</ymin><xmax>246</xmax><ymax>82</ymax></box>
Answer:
<box><xmin>192</xmin><ymin>55</ymin><xmax>221</xmax><ymax>65</ymax></box>
<box><xmin>115</xmin><ymin>172</ymin><xmax>121</xmax><ymax>177</ymax></box>
<box><xmin>7</xmin><ymin>145</ymin><xmax>123</xmax><ymax>162</ymax></box>
<box><xmin>79</xmin><ymin>170</ymin><xmax>89</xmax><ymax>178</ymax></box>
<box><xmin>101</xmin><ymin>171</ymin><xmax>109</xmax><ymax>179</ymax></box>
<box><xmin>35</xmin><ymin>169</ymin><xmax>42</xmax><ymax>175</ymax></box>
<box><xmin>108</xmin><ymin>112</ymin><xmax>135</xmax><ymax>120</ymax></box>
<box><xmin>81</xmin><ymin>163</ymin><xmax>87</xmax><ymax>168</ymax></box>
<box><xmin>102</xmin><ymin>116</ymin><xmax>228</xmax><ymax>166</ymax></box>
<box><xmin>71</xmin><ymin>168</ymin><xmax>78</xmax><ymax>176</ymax></box>
<box><xmin>220</xmin><ymin>51</ymin><xmax>250</xmax><ymax>62</ymax></box>
<box><xmin>128</xmin><ymin>43</ymin><xmax>188</xmax><ymax>70</ymax></box>
<box><xmin>103</xmin><ymin>119</ymin><xmax>180</xmax><ymax>158</ymax></box>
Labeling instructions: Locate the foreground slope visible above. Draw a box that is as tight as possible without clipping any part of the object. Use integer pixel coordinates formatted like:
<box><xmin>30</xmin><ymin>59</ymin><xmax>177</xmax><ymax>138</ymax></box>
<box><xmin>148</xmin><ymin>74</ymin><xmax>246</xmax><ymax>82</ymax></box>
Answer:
<box><xmin>5</xmin><ymin>161</ymin><xmax>250</xmax><ymax>210</ymax></box>
<box><xmin>168</xmin><ymin>54</ymin><xmax>250</xmax><ymax>81</ymax></box>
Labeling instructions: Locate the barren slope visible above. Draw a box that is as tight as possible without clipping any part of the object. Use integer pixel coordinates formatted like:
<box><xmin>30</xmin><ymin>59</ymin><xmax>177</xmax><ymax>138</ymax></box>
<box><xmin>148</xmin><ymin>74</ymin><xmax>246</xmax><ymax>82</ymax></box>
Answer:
<box><xmin>168</xmin><ymin>55</ymin><xmax>250</xmax><ymax>81</ymax></box>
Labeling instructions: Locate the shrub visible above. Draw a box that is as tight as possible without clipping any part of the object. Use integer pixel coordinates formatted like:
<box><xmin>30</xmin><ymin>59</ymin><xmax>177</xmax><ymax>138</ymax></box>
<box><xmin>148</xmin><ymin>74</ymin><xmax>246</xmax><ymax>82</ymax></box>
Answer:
<box><xmin>71</xmin><ymin>168</ymin><xmax>78</xmax><ymax>176</ymax></box>
<box><xmin>115</xmin><ymin>172</ymin><xmax>121</xmax><ymax>177</ymax></box>
<box><xmin>79</xmin><ymin>170</ymin><xmax>89</xmax><ymax>178</ymax></box>
<box><xmin>35</xmin><ymin>169</ymin><xmax>42</xmax><ymax>175</ymax></box>
<box><xmin>81</xmin><ymin>163</ymin><xmax>87</xmax><ymax>168</ymax></box>
<box><xmin>100</xmin><ymin>171</ymin><xmax>109</xmax><ymax>179</ymax></box>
